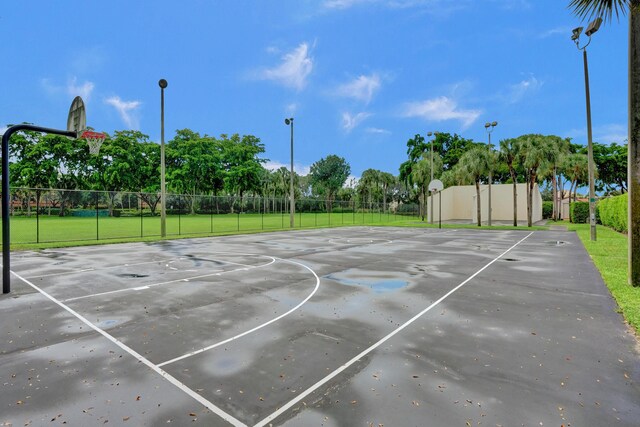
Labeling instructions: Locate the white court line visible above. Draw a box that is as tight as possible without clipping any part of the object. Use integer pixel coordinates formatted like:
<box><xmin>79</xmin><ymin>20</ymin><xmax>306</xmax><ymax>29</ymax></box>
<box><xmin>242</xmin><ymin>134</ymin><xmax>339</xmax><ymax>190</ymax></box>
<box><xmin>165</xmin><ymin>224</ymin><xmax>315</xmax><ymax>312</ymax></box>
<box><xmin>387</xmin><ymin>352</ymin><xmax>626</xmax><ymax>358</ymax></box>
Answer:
<box><xmin>10</xmin><ymin>270</ymin><xmax>248</xmax><ymax>427</ymax></box>
<box><xmin>254</xmin><ymin>231</ymin><xmax>534</xmax><ymax>427</ymax></box>
<box><xmin>61</xmin><ymin>256</ymin><xmax>276</xmax><ymax>303</ymax></box>
<box><xmin>23</xmin><ymin>258</ymin><xmax>177</xmax><ymax>280</ymax></box>
<box><xmin>158</xmin><ymin>257</ymin><xmax>320</xmax><ymax>367</ymax></box>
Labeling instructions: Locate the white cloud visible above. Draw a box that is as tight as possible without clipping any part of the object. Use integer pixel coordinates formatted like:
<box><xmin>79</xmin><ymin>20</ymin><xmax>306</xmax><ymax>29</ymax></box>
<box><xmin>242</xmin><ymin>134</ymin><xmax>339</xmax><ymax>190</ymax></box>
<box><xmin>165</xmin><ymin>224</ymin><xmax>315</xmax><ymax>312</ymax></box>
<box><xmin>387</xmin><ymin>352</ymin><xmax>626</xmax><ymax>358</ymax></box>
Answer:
<box><xmin>342</xmin><ymin>111</ymin><xmax>371</xmax><ymax>132</ymax></box>
<box><xmin>0</xmin><ymin>125</ymin><xmax>8</xmax><ymax>136</ymax></box>
<box><xmin>40</xmin><ymin>77</ymin><xmax>95</xmax><ymax>102</ymax></box>
<box><xmin>538</xmin><ymin>26</ymin><xmax>572</xmax><ymax>39</ymax></box>
<box><xmin>322</xmin><ymin>0</ymin><xmax>471</xmax><ymax>15</ymax></box>
<box><xmin>596</xmin><ymin>124</ymin><xmax>628</xmax><ymax>144</ymax></box>
<box><xmin>335</xmin><ymin>74</ymin><xmax>381</xmax><ymax>104</ymax></box>
<box><xmin>67</xmin><ymin>77</ymin><xmax>95</xmax><ymax>101</ymax></box>
<box><xmin>285</xmin><ymin>103</ymin><xmax>298</xmax><ymax>116</ymax></box>
<box><xmin>105</xmin><ymin>96</ymin><xmax>141</xmax><ymax>129</ymax></box>
<box><xmin>256</xmin><ymin>43</ymin><xmax>313</xmax><ymax>91</ymax></box>
<box><xmin>323</xmin><ymin>0</ymin><xmax>372</xmax><ymax>9</ymax></box>
<box><xmin>365</xmin><ymin>127</ymin><xmax>391</xmax><ymax>134</ymax></box>
<box><xmin>564</xmin><ymin>123</ymin><xmax>628</xmax><ymax>144</ymax></box>
<box><xmin>402</xmin><ymin>96</ymin><xmax>481</xmax><ymax>129</ymax></box>
<box><xmin>344</xmin><ymin>175</ymin><xmax>359</xmax><ymax>188</ymax></box>
<box><xmin>507</xmin><ymin>75</ymin><xmax>543</xmax><ymax>104</ymax></box>
<box><xmin>264</xmin><ymin>160</ymin><xmax>310</xmax><ymax>176</ymax></box>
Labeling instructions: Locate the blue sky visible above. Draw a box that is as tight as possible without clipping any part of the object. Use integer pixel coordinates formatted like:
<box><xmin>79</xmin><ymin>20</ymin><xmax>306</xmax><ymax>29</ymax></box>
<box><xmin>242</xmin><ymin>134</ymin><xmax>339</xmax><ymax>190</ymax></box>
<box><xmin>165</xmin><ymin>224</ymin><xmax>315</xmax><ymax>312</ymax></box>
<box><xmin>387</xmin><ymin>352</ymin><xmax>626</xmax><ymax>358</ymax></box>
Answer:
<box><xmin>0</xmin><ymin>0</ymin><xmax>629</xmax><ymax>182</ymax></box>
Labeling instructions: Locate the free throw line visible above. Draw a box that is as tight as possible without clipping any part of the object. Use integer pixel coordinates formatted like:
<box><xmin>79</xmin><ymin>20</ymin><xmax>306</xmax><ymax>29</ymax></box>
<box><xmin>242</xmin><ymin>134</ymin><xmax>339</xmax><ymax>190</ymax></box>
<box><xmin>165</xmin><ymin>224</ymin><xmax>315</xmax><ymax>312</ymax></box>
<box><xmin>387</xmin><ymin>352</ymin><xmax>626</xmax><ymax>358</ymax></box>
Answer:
<box><xmin>158</xmin><ymin>257</ymin><xmax>321</xmax><ymax>367</ymax></box>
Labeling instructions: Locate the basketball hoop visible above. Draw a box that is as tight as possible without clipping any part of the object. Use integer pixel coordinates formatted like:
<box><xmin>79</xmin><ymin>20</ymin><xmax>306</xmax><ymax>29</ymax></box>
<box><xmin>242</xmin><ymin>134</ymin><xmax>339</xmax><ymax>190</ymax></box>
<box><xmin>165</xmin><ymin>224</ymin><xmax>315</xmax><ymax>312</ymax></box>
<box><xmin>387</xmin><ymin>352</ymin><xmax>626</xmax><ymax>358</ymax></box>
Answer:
<box><xmin>81</xmin><ymin>130</ymin><xmax>106</xmax><ymax>155</ymax></box>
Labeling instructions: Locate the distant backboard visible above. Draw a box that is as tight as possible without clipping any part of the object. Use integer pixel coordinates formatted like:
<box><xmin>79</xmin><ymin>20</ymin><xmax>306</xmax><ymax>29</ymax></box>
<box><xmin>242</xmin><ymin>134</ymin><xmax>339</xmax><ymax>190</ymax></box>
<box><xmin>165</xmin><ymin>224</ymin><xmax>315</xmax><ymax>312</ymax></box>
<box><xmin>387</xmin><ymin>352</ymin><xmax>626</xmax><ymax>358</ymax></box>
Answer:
<box><xmin>67</xmin><ymin>96</ymin><xmax>86</xmax><ymax>136</ymax></box>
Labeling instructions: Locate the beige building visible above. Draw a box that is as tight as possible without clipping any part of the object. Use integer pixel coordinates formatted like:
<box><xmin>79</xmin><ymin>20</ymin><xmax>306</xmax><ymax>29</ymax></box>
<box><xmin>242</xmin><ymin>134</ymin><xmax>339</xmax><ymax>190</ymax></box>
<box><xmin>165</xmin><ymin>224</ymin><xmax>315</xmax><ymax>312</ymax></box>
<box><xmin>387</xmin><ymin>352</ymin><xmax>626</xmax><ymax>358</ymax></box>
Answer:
<box><xmin>426</xmin><ymin>183</ymin><xmax>543</xmax><ymax>224</ymax></box>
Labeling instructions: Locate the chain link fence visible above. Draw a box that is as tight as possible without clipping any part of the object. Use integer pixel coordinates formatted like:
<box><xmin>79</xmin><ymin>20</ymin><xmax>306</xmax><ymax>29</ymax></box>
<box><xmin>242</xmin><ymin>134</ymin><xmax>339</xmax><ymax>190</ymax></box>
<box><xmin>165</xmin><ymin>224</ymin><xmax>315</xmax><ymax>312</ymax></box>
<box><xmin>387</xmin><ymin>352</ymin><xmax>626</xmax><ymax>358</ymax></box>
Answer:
<box><xmin>2</xmin><ymin>188</ymin><xmax>420</xmax><ymax>245</ymax></box>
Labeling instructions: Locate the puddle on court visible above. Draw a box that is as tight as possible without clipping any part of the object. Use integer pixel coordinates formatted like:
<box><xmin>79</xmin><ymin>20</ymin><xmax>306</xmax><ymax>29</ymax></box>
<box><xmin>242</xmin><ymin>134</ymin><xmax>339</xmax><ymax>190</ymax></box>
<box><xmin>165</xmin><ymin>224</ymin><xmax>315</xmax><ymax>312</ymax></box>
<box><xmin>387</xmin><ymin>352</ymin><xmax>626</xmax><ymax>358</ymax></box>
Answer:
<box><xmin>544</xmin><ymin>240</ymin><xmax>569</xmax><ymax>246</ymax></box>
<box><xmin>324</xmin><ymin>269</ymin><xmax>409</xmax><ymax>293</ymax></box>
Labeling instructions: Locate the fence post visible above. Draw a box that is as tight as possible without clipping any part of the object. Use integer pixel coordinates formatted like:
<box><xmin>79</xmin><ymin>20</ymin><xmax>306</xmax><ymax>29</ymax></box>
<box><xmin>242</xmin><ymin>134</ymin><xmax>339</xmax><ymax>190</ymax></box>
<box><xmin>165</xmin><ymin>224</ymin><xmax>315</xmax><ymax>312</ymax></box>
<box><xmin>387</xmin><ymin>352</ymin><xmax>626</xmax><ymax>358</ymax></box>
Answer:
<box><xmin>36</xmin><ymin>191</ymin><xmax>40</xmax><ymax>244</ymax></box>
<box><xmin>95</xmin><ymin>191</ymin><xmax>99</xmax><ymax>241</ymax></box>
<box><xmin>178</xmin><ymin>194</ymin><xmax>182</xmax><ymax>235</ymax></box>
<box><xmin>210</xmin><ymin>195</ymin><xmax>214</xmax><ymax>234</ymax></box>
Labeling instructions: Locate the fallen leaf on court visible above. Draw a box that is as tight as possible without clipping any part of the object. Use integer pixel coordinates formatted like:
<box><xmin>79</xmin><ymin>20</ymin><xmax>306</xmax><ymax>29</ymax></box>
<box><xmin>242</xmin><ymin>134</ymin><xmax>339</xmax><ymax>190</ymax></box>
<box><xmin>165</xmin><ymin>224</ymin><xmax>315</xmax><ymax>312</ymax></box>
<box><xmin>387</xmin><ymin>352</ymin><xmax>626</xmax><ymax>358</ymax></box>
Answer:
<box><xmin>259</xmin><ymin>397</ymin><xmax>264</xmax><ymax>401</ymax></box>
<box><xmin>624</xmin><ymin>373</ymin><xmax>630</xmax><ymax>379</ymax></box>
<box><xmin>189</xmin><ymin>413</ymin><xmax>197</xmax><ymax>417</ymax></box>
<box><xmin>16</xmin><ymin>400</ymin><xmax>23</xmax><ymax>405</ymax></box>
<box><xmin>123</xmin><ymin>417</ymin><xmax>130</xmax><ymax>421</ymax></box>
<box><xmin>135</xmin><ymin>396</ymin><xmax>141</xmax><ymax>401</ymax></box>
<box><xmin>412</xmin><ymin>400</ymin><xmax>419</xmax><ymax>406</ymax></box>
<box><xmin>351</xmin><ymin>400</ymin><xmax>357</xmax><ymax>404</ymax></box>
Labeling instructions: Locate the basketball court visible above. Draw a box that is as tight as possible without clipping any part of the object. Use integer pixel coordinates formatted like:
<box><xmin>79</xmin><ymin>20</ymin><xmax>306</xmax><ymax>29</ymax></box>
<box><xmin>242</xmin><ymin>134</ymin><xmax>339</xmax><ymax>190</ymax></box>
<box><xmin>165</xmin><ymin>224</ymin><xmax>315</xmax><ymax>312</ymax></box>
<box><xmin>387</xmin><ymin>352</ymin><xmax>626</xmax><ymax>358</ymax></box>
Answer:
<box><xmin>1</xmin><ymin>226</ymin><xmax>639</xmax><ymax>426</ymax></box>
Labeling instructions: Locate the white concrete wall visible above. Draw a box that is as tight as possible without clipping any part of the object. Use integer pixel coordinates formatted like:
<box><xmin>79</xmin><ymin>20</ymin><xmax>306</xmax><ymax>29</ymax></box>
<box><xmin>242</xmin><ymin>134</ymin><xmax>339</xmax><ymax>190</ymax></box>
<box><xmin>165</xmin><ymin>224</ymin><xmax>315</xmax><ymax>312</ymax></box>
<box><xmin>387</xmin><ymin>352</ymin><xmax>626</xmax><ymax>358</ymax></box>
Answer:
<box><xmin>427</xmin><ymin>183</ymin><xmax>542</xmax><ymax>224</ymax></box>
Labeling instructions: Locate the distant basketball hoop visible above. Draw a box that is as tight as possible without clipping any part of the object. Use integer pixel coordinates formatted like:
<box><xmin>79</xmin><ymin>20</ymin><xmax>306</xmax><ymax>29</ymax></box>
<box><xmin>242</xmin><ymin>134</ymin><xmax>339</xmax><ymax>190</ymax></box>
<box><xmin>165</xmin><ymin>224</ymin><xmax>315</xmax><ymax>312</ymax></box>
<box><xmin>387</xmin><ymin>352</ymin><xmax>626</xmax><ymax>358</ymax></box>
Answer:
<box><xmin>81</xmin><ymin>130</ymin><xmax>106</xmax><ymax>155</ymax></box>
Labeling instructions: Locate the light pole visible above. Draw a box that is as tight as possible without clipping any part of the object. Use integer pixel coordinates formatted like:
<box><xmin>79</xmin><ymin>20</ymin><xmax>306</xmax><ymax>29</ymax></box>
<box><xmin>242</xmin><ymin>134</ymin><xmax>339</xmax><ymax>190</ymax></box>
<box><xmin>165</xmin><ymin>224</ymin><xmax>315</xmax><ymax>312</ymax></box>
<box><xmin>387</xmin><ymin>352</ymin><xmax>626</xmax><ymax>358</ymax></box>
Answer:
<box><xmin>484</xmin><ymin>121</ymin><xmax>497</xmax><ymax>227</ymax></box>
<box><xmin>159</xmin><ymin>79</ymin><xmax>168</xmax><ymax>238</ymax></box>
<box><xmin>427</xmin><ymin>131</ymin><xmax>439</xmax><ymax>224</ymax></box>
<box><xmin>572</xmin><ymin>18</ymin><xmax>601</xmax><ymax>242</ymax></box>
<box><xmin>285</xmin><ymin>118</ymin><xmax>294</xmax><ymax>228</ymax></box>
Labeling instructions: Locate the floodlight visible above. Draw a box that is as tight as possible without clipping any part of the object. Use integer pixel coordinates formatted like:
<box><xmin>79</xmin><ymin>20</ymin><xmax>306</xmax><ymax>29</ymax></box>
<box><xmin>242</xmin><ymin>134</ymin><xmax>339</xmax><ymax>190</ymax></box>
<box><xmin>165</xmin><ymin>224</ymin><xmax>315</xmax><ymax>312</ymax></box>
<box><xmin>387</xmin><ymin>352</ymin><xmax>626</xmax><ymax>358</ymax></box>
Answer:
<box><xmin>572</xmin><ymin>27</ymin><xmax>583</xmax><ymax>41</ymax></box>
<box><xmin>492</xmin><ymin>121</ymin><xmax>498</xmax><ymax>127</ymax></box>
<box><xmin>484</xmin><ymin>122</ymin><xmax>491</xmax><ymax>128</ymax></box>
<box><xmin>585</xmin><ymin>17</ymin><xmax>602</xmax><ymax>37</ymax></box>
<box><xmin>158</xmin><ymin>79</ymin><xmax>168</xmax><ymax>89</ymax></box>
<box><xmin>285</xmin><ymin>118</ymin><xmax>291</xmax><ymax>125</ymax></box>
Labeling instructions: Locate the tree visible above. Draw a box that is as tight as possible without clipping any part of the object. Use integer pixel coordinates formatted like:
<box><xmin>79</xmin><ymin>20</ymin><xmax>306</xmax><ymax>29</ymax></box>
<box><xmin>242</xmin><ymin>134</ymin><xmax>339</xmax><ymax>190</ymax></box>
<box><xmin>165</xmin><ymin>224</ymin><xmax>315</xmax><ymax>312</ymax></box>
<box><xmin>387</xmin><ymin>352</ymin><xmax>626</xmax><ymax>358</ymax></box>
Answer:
<box><xmin>379</xmin><ymin>172</ymin><xmax>396</xmax><ymax>212</ymax></box>
<box><xmin>569</xmin><ymin>0</ymin><xmax>639</xmax><ymax>284</ymax></box>
<box><xmin>9</xmin><ymin>130</ymin><xmax>58</xmax><ymax>216</ymax></box>
<box><xmin>499</xmin><ymin>137</ymin><xmax>521</xmax><ymax>226</ymax></box>
<box><xmin>221</xmin><ymin>134</ymin><xmax>266</xmax><ymax>211</ymax></box>
<box><xmin>538</xmin><ymin>136</ymin><xmax>570</xmax><ymax>221</ymax></box>
<box><xmin>309</xmin><ymin>155</ymin><xmax>350</xmax><ymax>212</ymax></box>
<box><xmin>88</xmin><ymin>130</ymin><xmax>150</xmax><ymax>216</ymax></box>
<box><xmin>410</xmin><ymin>152</ymin><xmax>443</xmax><ymax>221</ymax></box>
<box><xmin>562</xmin><ymin>153</ymin><xmax>589</xmax><ymax>203</ymax></box>
<box><xmin>518</xmin><ymin>134</ymin><xmax>557</xmax><ymax>227</ymax></box>
<box><xmin>593</xmin><ymin>142</ymin><xmax>628</xmax><ymax>193</ymax></box>
<box><xmin>456</xmin><ymin>146</ymin><xmax>490</xmax><ymax>226</ymax></box>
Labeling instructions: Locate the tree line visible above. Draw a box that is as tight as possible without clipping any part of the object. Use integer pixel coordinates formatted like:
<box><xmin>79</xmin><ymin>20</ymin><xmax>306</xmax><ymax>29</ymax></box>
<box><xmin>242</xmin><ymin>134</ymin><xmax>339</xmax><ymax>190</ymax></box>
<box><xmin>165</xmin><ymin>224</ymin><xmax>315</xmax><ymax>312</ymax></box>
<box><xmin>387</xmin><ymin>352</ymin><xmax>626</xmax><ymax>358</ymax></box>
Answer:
<box><xmin>7</xmin><ymin>127</ymin><xmax>627</xmax><ymax>222</ymax></box>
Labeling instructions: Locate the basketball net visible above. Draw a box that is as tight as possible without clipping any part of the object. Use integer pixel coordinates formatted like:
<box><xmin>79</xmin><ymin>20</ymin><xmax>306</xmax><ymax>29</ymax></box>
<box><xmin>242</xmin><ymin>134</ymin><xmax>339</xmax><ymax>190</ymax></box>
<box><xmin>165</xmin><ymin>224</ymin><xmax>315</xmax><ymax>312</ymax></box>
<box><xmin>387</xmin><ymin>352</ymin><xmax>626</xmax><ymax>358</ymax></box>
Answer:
<box><xmin>80</xmin><ymin>131</ymin><xmax>106</xmax><ymax>155</ymax></box>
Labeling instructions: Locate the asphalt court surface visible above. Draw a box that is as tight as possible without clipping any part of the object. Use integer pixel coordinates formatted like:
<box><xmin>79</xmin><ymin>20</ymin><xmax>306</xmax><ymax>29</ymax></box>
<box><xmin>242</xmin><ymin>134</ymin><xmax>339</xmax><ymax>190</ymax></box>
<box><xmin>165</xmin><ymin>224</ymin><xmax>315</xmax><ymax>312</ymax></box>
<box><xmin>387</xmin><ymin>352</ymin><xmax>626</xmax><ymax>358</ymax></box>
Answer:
<box><xmin>1</xmin><ymin>226</ymin><xmax>639</xmax><ymax>426</ymax></box>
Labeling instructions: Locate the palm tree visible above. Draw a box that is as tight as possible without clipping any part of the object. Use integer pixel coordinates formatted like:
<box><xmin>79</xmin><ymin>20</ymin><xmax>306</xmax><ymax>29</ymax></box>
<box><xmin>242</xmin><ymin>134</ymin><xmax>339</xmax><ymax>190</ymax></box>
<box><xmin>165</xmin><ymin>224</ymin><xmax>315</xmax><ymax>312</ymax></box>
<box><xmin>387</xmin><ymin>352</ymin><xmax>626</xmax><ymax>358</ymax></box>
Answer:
<box><xmin>457</xmin><ymin>146</ymin><xmax>491</xmax><ymax>226</ymax></box>
<box><xmin>562</xmin><ymin>153</ymin><xmax>589</xmax><ymax>204</ymax></box>
<box><xmin>518</xmin><ymin>134</ymin><xmax>556</xmax><ymax>227</ymax></box>
<box><xmin>379</xmin><ymin>172</ymin><xmax>396</xmax><ymax>213</ymax></box>
<box><xmin>411</xmin><ymin>159</ymin><xmax>431</xmax><ymax>221</ymax></box>
<box><xmin>569</xmin><ymin>0</ymin><xmax>639</xmax><ymax>284</ymax></box>
<box><xmin>499</xmin><ymin>138</ymin><xmax>521</xmax><ymax>226</ymax></box>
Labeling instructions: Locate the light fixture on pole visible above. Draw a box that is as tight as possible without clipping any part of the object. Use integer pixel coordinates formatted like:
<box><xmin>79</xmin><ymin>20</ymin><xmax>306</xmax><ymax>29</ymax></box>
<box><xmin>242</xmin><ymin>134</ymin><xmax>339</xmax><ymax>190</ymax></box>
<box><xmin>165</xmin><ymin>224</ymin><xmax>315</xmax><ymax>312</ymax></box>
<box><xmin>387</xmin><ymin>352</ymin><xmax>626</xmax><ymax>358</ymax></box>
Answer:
<box><xmin>285</xmin><ymin>118</ymin><xmax>295</xmax><ymax>228</ymax></box>
<box><xmin>427</xmin><ymin>131</ymin><xmax>439</xmax><ymax>224</ymax></box>
<box><xmin>484</xmin><ymin>121</ymin><xmax>497</xmax><ymax>227</ymax></box>
<box><xmin>159</xmin><ymin>79</ymin><xmax>168</xmax><ymax>238</ymax></box>
<box><xmin>572</xmin><ymin>17</ymin><xmax>601</xmax><ymax>242</ymax></box>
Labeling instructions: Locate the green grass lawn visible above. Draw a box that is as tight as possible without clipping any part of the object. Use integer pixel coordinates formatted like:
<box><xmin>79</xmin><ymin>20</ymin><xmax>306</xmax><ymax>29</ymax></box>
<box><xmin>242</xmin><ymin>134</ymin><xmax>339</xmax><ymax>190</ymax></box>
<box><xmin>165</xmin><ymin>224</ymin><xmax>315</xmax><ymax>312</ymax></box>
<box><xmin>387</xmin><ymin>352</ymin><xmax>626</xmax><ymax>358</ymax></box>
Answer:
<box><xmin>6</xmin><ymin>211</ymin><xmax>409</xmax><ymax>248</ymax></box>
<box><xmin>568</xmin><ymin>223</ymin><xmax>640</xmax><ymax>335</ymax></box>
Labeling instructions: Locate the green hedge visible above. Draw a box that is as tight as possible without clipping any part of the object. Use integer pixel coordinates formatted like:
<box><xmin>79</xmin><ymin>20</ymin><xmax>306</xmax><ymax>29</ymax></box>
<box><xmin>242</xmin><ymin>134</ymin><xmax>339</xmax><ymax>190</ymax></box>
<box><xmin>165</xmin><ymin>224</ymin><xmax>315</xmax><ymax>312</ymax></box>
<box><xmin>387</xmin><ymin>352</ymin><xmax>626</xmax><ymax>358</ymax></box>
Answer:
<box><xmin>598</xmin><ymin>193</ymin><xmax>627</xmax><ymax>232</ymax></box>
<box><xmin>570</xmin><ymin>201</ymin><xmax>601</xmax><ymax>224</ymax></box>
<box><xmin>542</xmin><ymin>201</ymin><xmax>553</xmax><ymax>219</ymax></box>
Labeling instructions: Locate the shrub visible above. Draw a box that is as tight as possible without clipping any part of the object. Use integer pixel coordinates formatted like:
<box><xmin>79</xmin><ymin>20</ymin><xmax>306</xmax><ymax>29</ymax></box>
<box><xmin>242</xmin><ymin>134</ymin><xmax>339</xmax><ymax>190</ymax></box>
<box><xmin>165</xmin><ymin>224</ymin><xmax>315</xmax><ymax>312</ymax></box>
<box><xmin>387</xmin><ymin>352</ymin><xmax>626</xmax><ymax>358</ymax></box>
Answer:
<box><xmin>571</xmin><ymin>201</ymin><xmax>602</xmax><ymax>224</ymax></box>
<box><xmin>570</xmin><ymin>202</ymin><xmax>589</xmax><ymax>223</ymax></box>
<box><xmin>542</xmin><ymin>201</ymin><xmax>553</xmax><ymax>219</ymax></box>
<box><xmin>598</xmin><ymin>193</ymin><xmax>627</xmax><ymax>232</ymax></box>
